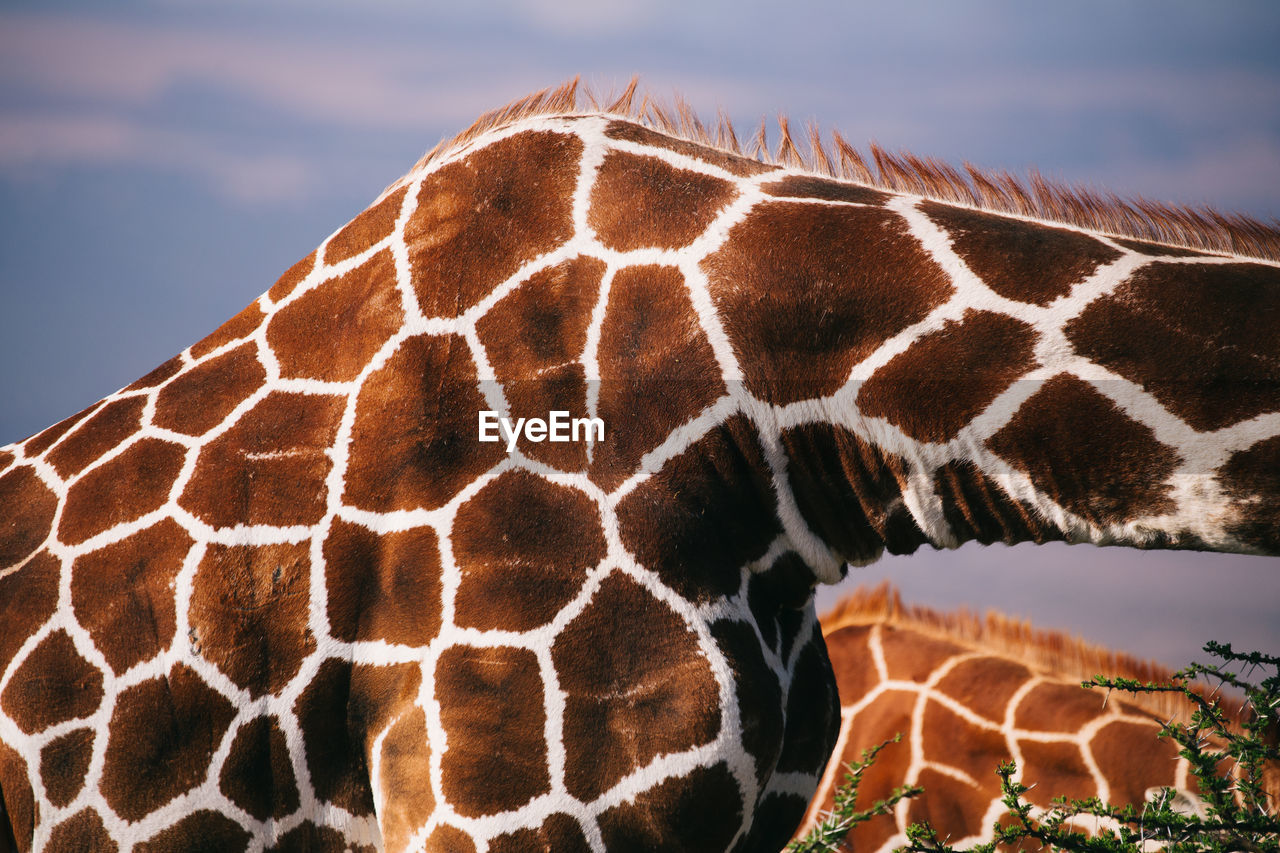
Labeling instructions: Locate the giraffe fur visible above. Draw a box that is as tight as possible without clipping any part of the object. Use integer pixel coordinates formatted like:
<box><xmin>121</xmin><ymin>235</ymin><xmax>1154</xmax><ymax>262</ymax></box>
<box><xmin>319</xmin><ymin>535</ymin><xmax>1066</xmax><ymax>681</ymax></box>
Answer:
<box><xmin>805</xmin><ymin>584</ymin><xmax>1276</xmax><ymax>852</ymax></box>
<box><xmin>1</xmin><ymin>81</ymin><xmax>1277</xmax><ymax>851</ymax></box>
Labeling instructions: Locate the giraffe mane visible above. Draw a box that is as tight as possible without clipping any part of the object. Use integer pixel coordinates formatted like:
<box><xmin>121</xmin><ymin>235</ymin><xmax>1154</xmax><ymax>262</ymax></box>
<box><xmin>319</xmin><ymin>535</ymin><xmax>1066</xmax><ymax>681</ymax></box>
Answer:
<box><xmin>821</xmin><ymin>582</ymin><xmax>1253</xmax><ymax>728</ymax></box>
<box><xmin>407</xmin><ymin>77</ymin><xmax>1280</xmax><ymax>262</ymax></box>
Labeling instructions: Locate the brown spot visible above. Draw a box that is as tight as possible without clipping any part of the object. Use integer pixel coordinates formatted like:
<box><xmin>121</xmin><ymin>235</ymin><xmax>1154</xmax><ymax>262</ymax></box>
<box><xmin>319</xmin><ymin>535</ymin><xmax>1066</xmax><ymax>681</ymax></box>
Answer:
<box><xmin>190</xmin><ymin>300</ymin><xmax>267</xmax><ymax>359</ymax></box>
<box><xmin>553</xmin><ymin>573</ymin><xmax>719</xmax><ymax>802</ymax></box>
<box><xmin>2</xmin><ymin>630</ymin><xmax>103</xmax><ymax>734</ymax></box>
<box><xmin>46</xmin><ymin>810</ymin><xmax>116</xmax><ymax>853</ymax></box>
<box><xmin>323</xmin><ymin>520</ymin><xmax>442</xmax><ymax>646</ymax></box>
<box><xmin>881</xmin><ymin>626</ymin><xmax>965</xmax><ymax>683</ymax></box>
<box><xmin>596</xmin><ymin>762</ymin><xmax>743</xmax><ymax>851</ymax></box>
<box><xmin>40</xmin><ymin>728</ymin><xmax>94</xmax><ymax>807</ymax></box>
<box><xmin>1013</xmin><ymin>681</ymin><xmax>1106</xmax><ymax>732</ymax></box>
<box><xmin>20</xmin><ymin>405</ymin><xmax>94</xmax><ymax>456</ymax></box>
<box><xmin>1065</xmin><ymin>262</ymin><xmax>1280</xmax><ymax>431</ymax></box>
<box><xmin>934</xmin><ymin>655</ymin><xmax>1035</xmax><ymax>723</ymax></box>
<box><xmin>986</xmin><ymin>373</ymin><xmax>1180</xmax><ymax>525</ymax></box>
<box><xmin>760</xmin><ymin>550</ymin><xmax>821</xmax><ymax>611</ymax></box>
<box><xmin>452</xmin><ymin>470</ymin><xmax>604</xmax><ymax>631</ymax></box>
<box><xmin>1219</xmin><ymin>435</ymin><xmax>1280</xmax><ymax>552</ymax></box>
<box><xmin>59</xmin><ymin>437</ymin><xmax>186</xmax><ymax>545</ymax></box>
<box><xmin>153</xmin><ymin>343</ymin><xmax>266</xmax><ymax>436</ymax></box>
<box><xmin>0</xmin><ymin>741</ymin><xmax>34</xmax><ymax>852</ymax></box>
<box><xmin>134</xmin><ymin>810</ymin><xmax>251</xmax><ymax>853</ymax></box>
<box><xmin>781</xmin><ymin>422</ymin><xmax>929</xmax><ymax>562</ymax></box>
<box><xmin>267</xmin><ymin>250</ymin><xmax>317</xmax><ymax>303</ymax></box>
<box><xmin>124</xmin><ymin>356</ymin><xmax>184</xmax><ymax>393</ymax></box>
<box><xmin>326</xmin><ymin>186</ymin><xmax>408</xmax><ymax>264</ymax></box>
<box><xmin>100</xmin><ymin>663</ymin><xmax>237</xmax><ymax>822</ymax></box>
<box><xmin>481</xmin><ymin>256</ymin><xmax>600</xmax><ymax>375</ymax></box>
<box><xmin>906</xmin><ymin>766</ymin><xmax>1000</xmax><ymax>843</ymax></box>
<box><xmin>704</xmin><ymin>201</ymin><xmax>952</xmax><ymax>405</ymax></box>
<box><xmin>589</xmin><ymin>151</ymin><xmax>736</xmax><ymax>251</ymax></box>
<box><xmin>934</xmin><ymin>461</ymin><xmax>1065</xmax><ymax>546</ymax></box>
<box><xmin>0</xmin><ymin>449</ymin><xmax>11</xmax><ymax>472</ymax></box>
<box><xmin>362</xmin><ymin>663</ymin><xmax>422</xmax><ymax>738</ymax></box>
<box><xmin>1113</xmin><ymin>237</ymin><xmax>1216</xmax><ymax>258</ymax></box>
<box><xmin>265</xmin><ymin>823</ymin><xmax>350</xmax><ymax>853</ymax></box>
<box><xmin>835</xmin><ymin>691</ymin><xmax>916</xmax><ymax>852</ymax></box>
<box><xmin>823</xmin><ymin>624</ymin><xmax>877</xmax><ymax>702</ymax></box>
<box><xmin>746</xmin><ymin>551</ymin><xmax>819</xmax><ymax>657</ymax></box>
<box><xmin>0</xmin><ymin>551</ymin><xmax>58</xmax><ymax>672</ymax></box>
<box><xmin>477</xmin><ymin>256</ymin><xmax>604</xmax><ymax>471</ymax></box>
<box><xmin>190</xmin><ymin>542</ymin><xmax>314</xmax><ymax>697</ymax></box>
<box><xmin>344</xmin><ymin>334</ymin><xmax>503</xmax><ymax>512</ymax></box>
<box><xmin>923</xmin><ymin>201</ymin><xmax>1122</xmax><ymax>306</ymax></box>
<box><xmin>268</xmin><ymin>249</ymin><xmax>404</xmax><ymax>382</ymax></box>
<box><xmin>180</xmin><ymin>391</ymin><xmax>344</xmax><ymax>528</ymax></box>
<box><xmin>746</xmin><ymin>793</ymin><xmax>813</xmax><ymax>853</ymax></box>
<box><xmin>858</xmin><ymin>310</ymin><xmax>1039</xmax><ymax>442</ymax></box>
<box><xmin>1016</xmin><ymin>740</ymin><xmax>1096</xmax><ymax>807</ymax></box>
<box><xmin>774</xmin><ymin>626</ymin><xmax>840</xmax><ymax>776</ymax></box>
<box><xmin>711</xmin><ymin>620</ymin><xmax>783</xmax><ymax>787</ymax></box>
<box><xmin>774</xmin><ymin>595</ymin><xmax>811</xmax><ymax>664</ymax></box>
<box><xmin>45</xmin><ymin>397</ymin><xmax>146</xmax><ymax>478</ymax></box>
<box><xmin>0</xmin><ymin>466</ymin><xmax>57</xmax><ymax>568</ymax></box>
<box><xmin>604</xmin><ymin>120</ymin><xmax>777</xmax><ymax>177</ymax></box>
<box><xmin>377</xmin><ymin>707</ymin><xmax>434</xmax><ymax>853</ymax></box>
<box><xmin>436</xmin><ymin>645</ymin><xmax>549</xmax><ymax>817</ymax></box>
<box><xmin>590</xmin><ymin>265</ymin><xmax>726</xmax><ymax>491</ymax></box>
<box><xmin>219</xmin><ymin>715</ymin><xmax>300</xmax><ymax>821</ymax></box>
<box><xmin>71</xmin><ymin>519</ymin><xmax>191</xmax><ymax>674</ymax></box>
<box><xmin>617</xmin><ymin>416</ymin><xmax>779</xmax><ymax>602</ymax></box>
<box><xmin>407</xmin><ymin>131</ymin><xmax>581</xmax><ymax>318</ymax></box>
<box><xmin>489</xmin><ymin>814</ymin><xmax>592</xmax><ymax>853</ymax></box>
<box><xmin>294</xmin><ymin>659</ymin><xmax>419</xmax><ymax>817</ymax></box>
<box><xmin>423</xmin><ymin>825</ymin><xmax>475</xmax><ymax>853</ymax></box>
<box><xmin>293</xmin><ymin>660</ymin><xmax>372</xmax><ymax>816</ymax></box>
<box><xmin>1091</xmin><ymin>718</ymin><xmax>1181</xmax><ymax>805</ymax></box>
<box><xmin>827</xmin><ymin>798</ymin><xmax>898</xmax><ymax>853</ymax></box>
<box><xmin>760</xmin><ymin>175</ymin><xmax>890</xmax><ymax>205</ymax></box>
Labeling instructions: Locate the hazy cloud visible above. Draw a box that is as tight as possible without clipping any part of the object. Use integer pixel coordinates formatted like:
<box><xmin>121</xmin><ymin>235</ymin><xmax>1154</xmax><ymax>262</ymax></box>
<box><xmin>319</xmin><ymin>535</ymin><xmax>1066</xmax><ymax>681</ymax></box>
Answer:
<box><xmin>0</xmin><ymin>112</ymin><xmax>310</xmax><ymax>202</ymax></box>
<box><xmin>2</xmin><ymin>5</ymin><xmax>1277</xmax><ymax>216</ymax></box>
<box><xmin>0</xmin><ymin>13</ymin><xmax>487</xmax><ymax>127</ymax></box>
<box><xmin>1099</xmin><ymin>134</ymin><xmax>1280</xmax><ymax>215</ymax></box>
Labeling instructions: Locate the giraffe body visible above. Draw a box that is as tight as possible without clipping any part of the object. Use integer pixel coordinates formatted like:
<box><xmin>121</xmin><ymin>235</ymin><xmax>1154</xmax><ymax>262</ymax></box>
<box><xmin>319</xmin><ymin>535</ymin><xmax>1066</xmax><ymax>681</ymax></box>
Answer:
<box><xmin>1</xmin><ymin>84</ymin><xmax>1278</xmax><ymax>851</ymax></box>
<box><xmin>803</xmin><ymin>585</ymin><xmax>1273</xmax><ymax>852</ymax></box>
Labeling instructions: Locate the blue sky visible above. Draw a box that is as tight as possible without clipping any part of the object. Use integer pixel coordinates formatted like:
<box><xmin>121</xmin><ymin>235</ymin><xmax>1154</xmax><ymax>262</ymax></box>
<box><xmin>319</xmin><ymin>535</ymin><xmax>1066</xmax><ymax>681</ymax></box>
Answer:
<box><xmin>2</xmin><ymin>0</ymin><xmax>1277</xmax><ymax>668</ymax></box>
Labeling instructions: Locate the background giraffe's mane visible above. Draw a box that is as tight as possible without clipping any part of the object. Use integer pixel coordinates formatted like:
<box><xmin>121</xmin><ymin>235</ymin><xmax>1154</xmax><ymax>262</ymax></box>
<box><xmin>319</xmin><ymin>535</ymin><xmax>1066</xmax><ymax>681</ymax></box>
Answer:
<box><xmin>409</xmin><ymin>78</ymin><xmax>1280</xmax><ymax>262</ymax></box>
<box><xmin>821</xmin><ymin>582</ymin><xmax>1250</xmax><ymax>727</ymax></box>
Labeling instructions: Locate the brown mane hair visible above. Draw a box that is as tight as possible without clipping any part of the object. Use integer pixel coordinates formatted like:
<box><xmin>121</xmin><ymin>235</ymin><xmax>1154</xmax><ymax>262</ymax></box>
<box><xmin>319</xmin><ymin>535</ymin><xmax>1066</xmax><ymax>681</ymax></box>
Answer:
<box><xmin>405</xmin><ymin>78</ymin><xmax>1280</xmax><ymax>262</ymax></box>
<box><xmin>821</xmin><ymin>582</ymin><xmax>1251</xmax><ymax>729</ymax></box>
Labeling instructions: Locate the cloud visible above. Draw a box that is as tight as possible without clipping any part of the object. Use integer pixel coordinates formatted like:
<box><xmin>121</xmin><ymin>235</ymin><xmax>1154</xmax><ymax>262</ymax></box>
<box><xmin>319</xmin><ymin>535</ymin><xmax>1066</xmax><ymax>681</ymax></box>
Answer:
<box><xmin>489</xmin><ymin>0</ymin><xmax>665</xmax><ymax>36</ymax></box>
<box><xmin>0</xmin><ymin>113</ymin><xmax>311</xmax><ymax>203</ymax></box>
<box><xmin>0</xmin><ymin>10</ymin><xmax>766</xmax><ymax>204</ymax></box>
<box><xmin>0</xmin><ymin>11</ymin><xmax>559</xmax><ymax>202</ymax></box>
<box><xmin>4</xmin><ymin>7</ymin><xmax>1279</xmax><ymax>216</ymax></box>
<box><xmin>1097</xmin><ymin>135</ymin><xmax>1280</xmax><ymax>219</ymax></box>
<box><xmin>0</xmin><ymin>12</ymin><xmax>532</xmax><ymax>130</ymax></box>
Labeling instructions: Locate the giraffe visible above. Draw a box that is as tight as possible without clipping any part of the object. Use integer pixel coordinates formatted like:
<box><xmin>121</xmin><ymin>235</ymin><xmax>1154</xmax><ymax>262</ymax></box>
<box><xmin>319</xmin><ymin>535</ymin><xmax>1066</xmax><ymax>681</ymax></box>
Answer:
<box><xmin>801</xmin><ymin>585</ymin><xmax>1274</xmax><ymax>851</ymax></box>
<box><xmin>0</xmin><ymin>79</ymin><xmax>1277</xmax><ymax>852</ymax></box>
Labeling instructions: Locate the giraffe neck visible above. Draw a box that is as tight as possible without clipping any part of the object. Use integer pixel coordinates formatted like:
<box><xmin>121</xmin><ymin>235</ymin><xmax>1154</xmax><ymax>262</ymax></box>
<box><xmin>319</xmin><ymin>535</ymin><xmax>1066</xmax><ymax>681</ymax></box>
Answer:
<box><xmin>552</xmin><ymin>114</ymin><xmax>1276</xmax><ymax>568</ymax></box>
<box><xmin>699</xmin><ymin>177</ymin><xmax>1278</xmax><ymax>565</ymax></box>
<box><xmin>479</xmin><ymin>113</ymin><xmax>1273</xmax><ymax>574</ymax></box>
<box><xmin>13</xmin><ymin>109</ymin><xmax>1277</xmax><ymax>570</ymax></box>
